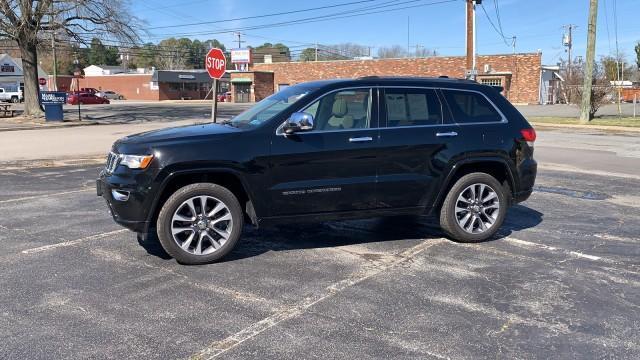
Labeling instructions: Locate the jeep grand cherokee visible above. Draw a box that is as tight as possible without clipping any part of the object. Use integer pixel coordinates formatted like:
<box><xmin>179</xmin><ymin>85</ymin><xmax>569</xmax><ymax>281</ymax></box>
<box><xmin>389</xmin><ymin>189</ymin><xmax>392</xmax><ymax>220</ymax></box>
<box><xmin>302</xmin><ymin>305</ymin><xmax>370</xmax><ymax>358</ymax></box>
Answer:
<box><xmin>97</xmin><ymin>77</ymin><xmax>537</xmax><ymax>264</ymax></box>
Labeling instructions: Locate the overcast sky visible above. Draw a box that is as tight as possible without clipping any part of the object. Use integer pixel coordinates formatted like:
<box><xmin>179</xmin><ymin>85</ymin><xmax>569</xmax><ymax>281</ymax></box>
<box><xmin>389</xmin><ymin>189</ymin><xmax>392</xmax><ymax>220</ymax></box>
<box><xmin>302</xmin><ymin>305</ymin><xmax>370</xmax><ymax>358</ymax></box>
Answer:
<box><xmin>132</xmin><ymin>0</ymin><xmax>638</xmax><ymax>65</ymax></box>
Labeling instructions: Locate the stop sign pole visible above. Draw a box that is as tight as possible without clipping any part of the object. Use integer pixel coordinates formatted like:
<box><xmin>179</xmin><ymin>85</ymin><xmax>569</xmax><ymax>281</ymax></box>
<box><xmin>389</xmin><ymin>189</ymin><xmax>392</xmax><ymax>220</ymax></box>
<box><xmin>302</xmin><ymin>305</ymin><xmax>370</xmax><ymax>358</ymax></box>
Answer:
<box><xmin>205</xmin><ymin>48</ymin><xmax>226</xmax><ymax>123</ymax></box>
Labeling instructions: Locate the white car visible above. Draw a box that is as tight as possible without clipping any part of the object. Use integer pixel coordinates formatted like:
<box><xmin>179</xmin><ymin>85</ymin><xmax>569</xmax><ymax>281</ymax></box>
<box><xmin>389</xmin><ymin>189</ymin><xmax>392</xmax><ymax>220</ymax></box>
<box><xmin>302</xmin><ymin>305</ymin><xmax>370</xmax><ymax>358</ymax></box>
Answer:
<box><xmin>97</xmin><ymin>90</ymin><xmax>124</xmax><ymax>100</ymax></box>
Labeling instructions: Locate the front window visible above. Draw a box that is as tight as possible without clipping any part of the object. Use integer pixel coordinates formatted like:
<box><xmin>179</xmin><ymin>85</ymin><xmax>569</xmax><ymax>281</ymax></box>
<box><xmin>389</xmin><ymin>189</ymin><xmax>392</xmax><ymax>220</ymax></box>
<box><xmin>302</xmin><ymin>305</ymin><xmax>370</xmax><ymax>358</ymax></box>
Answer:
<box><xmin>302</xmin><ymin>88</ymin><xmax>372</xmax><ymax>131</ymax></box>
<box><xmin>229</xmin><ymin>84</ymin><xmax>318</xmax><ymax>128</ymax></box>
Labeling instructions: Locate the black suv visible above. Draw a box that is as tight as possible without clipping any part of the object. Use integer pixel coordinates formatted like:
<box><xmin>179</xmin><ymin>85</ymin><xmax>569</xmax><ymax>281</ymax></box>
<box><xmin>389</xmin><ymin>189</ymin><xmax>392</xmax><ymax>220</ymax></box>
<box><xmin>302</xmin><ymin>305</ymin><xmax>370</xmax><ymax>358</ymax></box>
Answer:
<box><xmin>97</xmin><ymin>77</ymin><xmax>537</xmax><ymax>264</ymax></box>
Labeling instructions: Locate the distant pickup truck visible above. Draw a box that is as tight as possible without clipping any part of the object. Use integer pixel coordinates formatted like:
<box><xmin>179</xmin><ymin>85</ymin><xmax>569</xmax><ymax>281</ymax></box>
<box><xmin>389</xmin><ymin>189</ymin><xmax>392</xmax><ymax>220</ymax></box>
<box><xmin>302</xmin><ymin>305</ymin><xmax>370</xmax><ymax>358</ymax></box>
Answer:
<box><xmin>0</xmin><ymin>87</ymin><xmax>23</xmax><ymax>103</ymax></box>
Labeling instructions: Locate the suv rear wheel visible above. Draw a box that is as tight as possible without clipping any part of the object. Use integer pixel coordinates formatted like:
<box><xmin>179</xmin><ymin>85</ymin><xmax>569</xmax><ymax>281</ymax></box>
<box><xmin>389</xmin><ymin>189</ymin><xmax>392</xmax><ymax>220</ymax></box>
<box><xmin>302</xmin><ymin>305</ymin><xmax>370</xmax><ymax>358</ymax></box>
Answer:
<box><xmin>157</xmin><ymin>183</ymin><xmax>243</xmax><ymax>264</ymax></box>
<box><xmin>439</xmin><ymin>173</ymin><xmax>506</xmax><ymax>243</ymax></box>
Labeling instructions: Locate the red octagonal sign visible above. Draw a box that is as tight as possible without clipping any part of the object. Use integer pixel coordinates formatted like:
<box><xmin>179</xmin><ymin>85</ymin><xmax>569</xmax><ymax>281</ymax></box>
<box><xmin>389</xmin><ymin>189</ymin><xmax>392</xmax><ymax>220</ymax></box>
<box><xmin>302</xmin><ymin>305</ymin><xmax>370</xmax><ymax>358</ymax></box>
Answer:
<box><xmin>205</xmin><ymin>48</ymin><xmax>226</xmax><ymax>79</ymax></box>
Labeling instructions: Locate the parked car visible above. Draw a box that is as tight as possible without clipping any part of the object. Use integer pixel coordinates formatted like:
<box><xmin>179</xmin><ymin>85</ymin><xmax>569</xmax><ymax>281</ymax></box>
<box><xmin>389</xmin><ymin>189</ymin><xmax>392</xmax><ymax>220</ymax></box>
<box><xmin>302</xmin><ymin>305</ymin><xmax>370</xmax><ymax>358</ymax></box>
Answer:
<box><xmin>217</xmin><ymin>91</ymin><xmax>231</xmax><ymax>102</ymax></box>
<box><xmin>0</xmin><ymin>87</ymin><xmax>23</xmax><ymax>103</ymax></box>
<box><xmin>97</xmin><ymin>77</ymin><xmax>537</xmax><ymax>265</ymax></box>
<box><xmin>97</xmin><ymin>90</ymin><xmax>124</xmax><ymax>100</ymax></box>
<box><xmin>68</xmin><ymin>92</ymin><xmax>110</xmax><ymax>105</ymax></box>
<box><xmin>80</xmin><ymin>87</ymin><xmax>99</xmax><ymax>95</ymax></box>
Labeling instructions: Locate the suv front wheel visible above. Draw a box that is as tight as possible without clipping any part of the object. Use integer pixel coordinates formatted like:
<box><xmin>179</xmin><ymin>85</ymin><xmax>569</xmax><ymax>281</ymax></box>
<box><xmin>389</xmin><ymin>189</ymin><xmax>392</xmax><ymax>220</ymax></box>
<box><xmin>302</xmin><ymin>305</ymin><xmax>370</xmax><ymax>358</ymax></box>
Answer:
<box><xmin>439</xmin><ymin>173</ymin><xmax>507</xmax><ymax>243</ymax></box>
<box><xmin>157</xmin><ymin>183</ymin><xmax>243</xmax><ymax>264</ymax></box>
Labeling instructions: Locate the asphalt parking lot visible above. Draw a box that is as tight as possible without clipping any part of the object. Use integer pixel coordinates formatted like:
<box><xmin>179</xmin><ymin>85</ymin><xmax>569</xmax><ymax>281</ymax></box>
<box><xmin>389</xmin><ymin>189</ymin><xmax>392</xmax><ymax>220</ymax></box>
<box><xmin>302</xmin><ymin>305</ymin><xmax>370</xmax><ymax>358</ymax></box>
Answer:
<box><xmin>0</xmin><ymin>126</ymin><xmax>639</xmax><ymax>359</ymax></box>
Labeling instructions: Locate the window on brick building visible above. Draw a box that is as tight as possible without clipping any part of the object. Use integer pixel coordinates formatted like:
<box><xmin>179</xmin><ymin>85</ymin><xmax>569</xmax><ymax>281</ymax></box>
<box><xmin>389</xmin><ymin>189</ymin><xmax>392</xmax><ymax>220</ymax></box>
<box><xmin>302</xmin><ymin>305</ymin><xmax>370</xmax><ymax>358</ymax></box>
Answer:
<box><xmin>480</xmin><ymin>78</ymin><xmax>502</xmax><ymax>87</ymax></box>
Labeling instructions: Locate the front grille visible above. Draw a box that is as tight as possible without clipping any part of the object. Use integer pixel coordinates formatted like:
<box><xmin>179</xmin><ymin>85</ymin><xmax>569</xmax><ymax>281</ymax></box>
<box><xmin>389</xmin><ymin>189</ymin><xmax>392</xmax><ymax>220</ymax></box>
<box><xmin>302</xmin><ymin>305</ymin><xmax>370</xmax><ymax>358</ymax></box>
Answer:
<box><xmin>105</xmin><ymin>152</ymin><xmax>121</xmax><ymax>174</ymax></box>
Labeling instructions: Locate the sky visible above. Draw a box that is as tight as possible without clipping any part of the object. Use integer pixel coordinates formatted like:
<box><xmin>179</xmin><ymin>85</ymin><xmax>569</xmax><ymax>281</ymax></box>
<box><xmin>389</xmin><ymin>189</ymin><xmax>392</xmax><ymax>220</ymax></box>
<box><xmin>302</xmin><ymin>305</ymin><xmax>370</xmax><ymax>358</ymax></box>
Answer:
<box><xmin>131</xmin><ymin>0</ymin><xmax>639</xmax><ymax>65</ymax></box>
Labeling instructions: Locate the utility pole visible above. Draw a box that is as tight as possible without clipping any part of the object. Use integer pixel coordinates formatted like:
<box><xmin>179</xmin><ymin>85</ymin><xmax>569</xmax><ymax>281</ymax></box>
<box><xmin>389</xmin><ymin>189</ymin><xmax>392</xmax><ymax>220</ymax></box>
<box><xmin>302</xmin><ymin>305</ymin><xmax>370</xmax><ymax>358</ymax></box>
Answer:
<box><xmin>234</xmin><ymin>32</ymin><xmax>245</xmax><ymax>49</ymax></box>
<box><xmin>465</xmin><ymin>0</ymin><xmax>481</xmax><ymax>80</ymax></box>
<box><xmin>407</xmin><ymin>16</ymin><xmax>410</xmax><ymax>56</ymax></box>
<box><xmin>580</xmin><ymin>0</ymin><xmax>598</xmax><ymax>124</ymax></box>
<box><xmin>563</xmin><ymin>24</ymin><xmax>576</xmax><ymax>79</ymax></box>
<box><xmin>315</xmin><ymin>42</ymin><xmax>318</xmax><ymax>61</ymax></box>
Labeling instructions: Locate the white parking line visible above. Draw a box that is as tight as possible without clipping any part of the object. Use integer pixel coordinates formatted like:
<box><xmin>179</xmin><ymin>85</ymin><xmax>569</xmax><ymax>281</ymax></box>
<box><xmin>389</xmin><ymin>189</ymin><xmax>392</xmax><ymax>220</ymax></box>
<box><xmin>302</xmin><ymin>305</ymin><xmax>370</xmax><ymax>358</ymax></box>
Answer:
<box><xmin>0</xmin><ymin>188</ymin><xmax>94</xmax><ymax>204</ymax></box>
<box><xmin>190</xmin><ymin>238</ymin><xmax>447</xmax><ymax>360</ymax></box>
<box><xmin>21</xmin><ymin>229</ymin><xmax>128</xmax><ymax>254</ymax></box>
<box><xmin>503</xmin><ymin>238</ymin><xmax>603</xmax><ymax>262</ymax></box>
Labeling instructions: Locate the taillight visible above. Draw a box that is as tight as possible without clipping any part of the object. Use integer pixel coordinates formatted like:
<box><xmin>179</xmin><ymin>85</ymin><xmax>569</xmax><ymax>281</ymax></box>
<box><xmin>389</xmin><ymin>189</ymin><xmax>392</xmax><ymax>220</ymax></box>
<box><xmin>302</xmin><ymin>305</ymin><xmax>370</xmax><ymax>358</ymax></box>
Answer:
<box><xmin>520</xmin><ymin>128</ymin><xmax>536</xmax><ymax>147</ymax></box>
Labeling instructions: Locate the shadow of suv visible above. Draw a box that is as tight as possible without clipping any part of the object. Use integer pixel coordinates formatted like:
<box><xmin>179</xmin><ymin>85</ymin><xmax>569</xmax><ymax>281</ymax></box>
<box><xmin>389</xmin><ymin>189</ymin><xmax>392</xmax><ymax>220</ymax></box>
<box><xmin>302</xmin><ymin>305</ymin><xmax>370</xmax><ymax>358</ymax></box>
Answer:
<box><xmin>97</xmin><ymin>77</ymin><xmax>537</xmax><ymax>264</ymax></box>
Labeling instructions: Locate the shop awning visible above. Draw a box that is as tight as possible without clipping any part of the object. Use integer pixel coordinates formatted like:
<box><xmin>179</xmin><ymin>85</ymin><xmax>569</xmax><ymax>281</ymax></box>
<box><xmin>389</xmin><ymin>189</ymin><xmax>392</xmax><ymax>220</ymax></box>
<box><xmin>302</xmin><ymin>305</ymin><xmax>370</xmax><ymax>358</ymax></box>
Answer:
<box><xmin>231</xmin><ymin>78</ymin><xmax>252</xmax><ymax>84</ymax></box>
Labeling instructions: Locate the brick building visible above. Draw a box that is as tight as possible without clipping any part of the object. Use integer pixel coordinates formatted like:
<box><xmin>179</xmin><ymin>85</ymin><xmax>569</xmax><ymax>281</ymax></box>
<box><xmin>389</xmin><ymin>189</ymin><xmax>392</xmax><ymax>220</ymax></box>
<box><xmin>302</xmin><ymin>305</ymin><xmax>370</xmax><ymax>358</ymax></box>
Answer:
<box><xmin>49</xmin><ymin>70</ymin><xmax>230</xmax><ymax>101</ymax></box>
<box><xmin>229</xmin><ymin>53</ymin><xmax>542</xmax><ymax>104</ymax></box>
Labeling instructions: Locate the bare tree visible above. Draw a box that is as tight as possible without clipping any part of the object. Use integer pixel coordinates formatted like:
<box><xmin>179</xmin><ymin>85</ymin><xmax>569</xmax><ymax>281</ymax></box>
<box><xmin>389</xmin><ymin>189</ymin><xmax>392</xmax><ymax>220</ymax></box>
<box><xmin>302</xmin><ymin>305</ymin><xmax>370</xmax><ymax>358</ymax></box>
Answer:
<box><xmin>377</xmin><ymin>45</ymin><xmax>408</xmax><ymax>59</ymax></box>
<box><xmin>0</xmin><ymin>0</ymin><xmax>140</xmax><ymax>117</ymax></box>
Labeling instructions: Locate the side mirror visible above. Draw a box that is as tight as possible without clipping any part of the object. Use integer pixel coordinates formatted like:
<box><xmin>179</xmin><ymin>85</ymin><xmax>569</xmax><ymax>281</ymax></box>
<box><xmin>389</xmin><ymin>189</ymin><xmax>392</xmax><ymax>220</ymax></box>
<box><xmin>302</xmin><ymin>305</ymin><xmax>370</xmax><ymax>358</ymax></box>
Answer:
<box><xmin>284</xmin><ymin>112</ymin><xmax>314</xmax><ymax>134</ymax></box>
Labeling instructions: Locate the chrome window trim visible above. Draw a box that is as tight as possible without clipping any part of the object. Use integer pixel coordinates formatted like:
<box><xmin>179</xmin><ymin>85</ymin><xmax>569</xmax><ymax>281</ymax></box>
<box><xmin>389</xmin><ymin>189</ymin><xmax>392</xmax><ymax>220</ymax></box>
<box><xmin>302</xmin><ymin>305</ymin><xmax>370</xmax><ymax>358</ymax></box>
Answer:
<box><xmin>275</xmin><ymin>84</ymin><xmax>508</xmax><ymax>136</ymax></box>
<box><xmin>276</xmin><ymin>86</ymin><xmax>375</xmax><ymax>136</ymax></box>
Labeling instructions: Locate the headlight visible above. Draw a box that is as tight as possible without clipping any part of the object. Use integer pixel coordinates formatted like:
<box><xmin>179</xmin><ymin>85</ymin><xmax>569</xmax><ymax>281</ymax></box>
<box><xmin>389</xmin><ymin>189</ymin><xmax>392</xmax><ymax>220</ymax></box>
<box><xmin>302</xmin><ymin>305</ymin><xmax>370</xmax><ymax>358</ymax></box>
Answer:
<box><xmin>120</xmin><ymin>154</ymin><xmax>154</xmax><ymax>169</ymax></box>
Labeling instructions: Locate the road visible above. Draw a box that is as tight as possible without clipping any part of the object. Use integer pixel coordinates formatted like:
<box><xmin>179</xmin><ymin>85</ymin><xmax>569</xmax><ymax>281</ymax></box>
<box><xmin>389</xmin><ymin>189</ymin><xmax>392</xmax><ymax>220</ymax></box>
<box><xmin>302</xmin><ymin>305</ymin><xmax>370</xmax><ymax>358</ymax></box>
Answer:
<box><xmin>0</xmin><ymin>110</ymin><xmax>639</xmax><ymax>358</ymax></box>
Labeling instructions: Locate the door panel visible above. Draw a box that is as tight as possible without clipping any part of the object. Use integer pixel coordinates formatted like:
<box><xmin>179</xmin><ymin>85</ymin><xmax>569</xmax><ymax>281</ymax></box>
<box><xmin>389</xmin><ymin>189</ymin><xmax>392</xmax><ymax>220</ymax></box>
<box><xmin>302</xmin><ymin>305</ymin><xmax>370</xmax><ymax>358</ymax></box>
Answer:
<box><xmin>376</xmin><ymin>88</ymin><xmax>452</xmax><ymax>209</ymax></box>
<box><xmin>267</xmin><ymin>88</ymin><xmax>379</xmax><ymax>216</ymax></box>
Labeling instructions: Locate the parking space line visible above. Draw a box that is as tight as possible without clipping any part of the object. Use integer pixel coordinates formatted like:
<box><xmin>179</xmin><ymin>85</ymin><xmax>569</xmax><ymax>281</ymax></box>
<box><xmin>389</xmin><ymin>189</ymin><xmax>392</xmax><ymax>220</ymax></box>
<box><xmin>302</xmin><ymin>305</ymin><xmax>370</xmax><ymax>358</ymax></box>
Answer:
<box><xmin>503</xmin><ymin>237</ymin><xmax>604</xmax><ymax>262</ymax></box>
<box><xmin>190</xmin><ymin>238</ymin><xmax>447</xmax><ymax>360</ymax></box>
<box><xmin>21</xmin><ymin>229</ymin><xmax>128</xmax><ymax>254</ymax></box>
<box><xmin>538</xmin><ymin>163</ymin><xmax>640</xmax><ymax>180</ymax></box>
<box><xmin>0</xmin><ymin>188</ymin><xmax>94</xmax><ymax>204</ymax></box>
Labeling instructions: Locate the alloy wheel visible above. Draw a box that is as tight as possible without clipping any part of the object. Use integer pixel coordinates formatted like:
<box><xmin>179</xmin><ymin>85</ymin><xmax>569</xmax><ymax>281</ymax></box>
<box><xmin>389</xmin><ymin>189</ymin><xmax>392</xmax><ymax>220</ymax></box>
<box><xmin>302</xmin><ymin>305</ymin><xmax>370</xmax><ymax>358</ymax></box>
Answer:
<box><xmin>454</xmin><ymin>183</ymin><xmax>500</xmax><ymax>234</ymax></box>
<box><xmin>170</xmin><ymin>195</ymin><xmax>233</xmax><ymax>255</ymax></box>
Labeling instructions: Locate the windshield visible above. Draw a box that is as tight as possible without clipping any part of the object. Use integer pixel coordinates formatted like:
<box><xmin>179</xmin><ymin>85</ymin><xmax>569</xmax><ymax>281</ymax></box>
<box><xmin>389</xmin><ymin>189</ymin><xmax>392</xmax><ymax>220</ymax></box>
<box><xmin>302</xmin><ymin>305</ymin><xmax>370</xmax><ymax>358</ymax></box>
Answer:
<box><xmin>228</xmin><ymin>84</ymin><xmax>318</xmax><ymax>128</ymax></box>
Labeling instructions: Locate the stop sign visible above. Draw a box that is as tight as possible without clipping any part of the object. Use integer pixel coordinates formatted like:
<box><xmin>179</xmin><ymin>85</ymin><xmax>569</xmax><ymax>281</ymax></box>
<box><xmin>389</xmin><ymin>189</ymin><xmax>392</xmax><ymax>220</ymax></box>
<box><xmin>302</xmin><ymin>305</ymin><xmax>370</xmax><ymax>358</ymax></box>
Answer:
<box><xmin>39</xmin><ymin>77</ymin><xmax>46</xmax><ymax>86</ymax></box>
<box><xmin>205</xmin><ymin>48</ymin><xmax>226</xmax><ymax>79</ymax></box>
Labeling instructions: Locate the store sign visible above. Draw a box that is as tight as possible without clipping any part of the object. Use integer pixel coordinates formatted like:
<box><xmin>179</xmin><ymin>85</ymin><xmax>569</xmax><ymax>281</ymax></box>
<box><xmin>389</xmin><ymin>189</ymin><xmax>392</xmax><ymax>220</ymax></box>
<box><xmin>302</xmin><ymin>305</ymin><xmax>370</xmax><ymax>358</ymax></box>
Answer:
<box><xmin>231</xmin><ymin>48</ymin><xmax>251</xmax><ymax>64</ymax></box>
<box><xmin>178</xmin><ymin>74</ymin><xmax>195</xmax><ymax>79</ymax></box>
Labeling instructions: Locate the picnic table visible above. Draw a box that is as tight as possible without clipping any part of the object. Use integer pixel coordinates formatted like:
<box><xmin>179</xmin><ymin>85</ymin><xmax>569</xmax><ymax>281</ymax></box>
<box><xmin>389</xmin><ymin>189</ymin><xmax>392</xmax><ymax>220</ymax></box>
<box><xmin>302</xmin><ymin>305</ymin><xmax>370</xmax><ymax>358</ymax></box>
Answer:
<box><xmin>0</xmin><ymin>104</ymin><xmax>15</xmax><ymax>117</ymax></box>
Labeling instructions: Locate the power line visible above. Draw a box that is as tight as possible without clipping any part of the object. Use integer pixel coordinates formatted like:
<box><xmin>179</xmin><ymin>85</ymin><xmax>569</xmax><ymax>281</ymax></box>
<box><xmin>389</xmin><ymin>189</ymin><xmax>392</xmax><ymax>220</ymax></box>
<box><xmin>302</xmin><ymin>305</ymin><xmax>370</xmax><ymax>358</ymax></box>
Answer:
<box><xmin>142</xmin><ymin>0</ymin><xmax>457</xmax><ymax>40</ymax></box>
<box><xmin>145</xmin><ymin>0</ymin><xmax>379</xmax><ymax>30</ymax></box>
<box><xmin>479</xmin><ymin>2</ymin><xmax>511</xmax><ymax>47</ymax></box>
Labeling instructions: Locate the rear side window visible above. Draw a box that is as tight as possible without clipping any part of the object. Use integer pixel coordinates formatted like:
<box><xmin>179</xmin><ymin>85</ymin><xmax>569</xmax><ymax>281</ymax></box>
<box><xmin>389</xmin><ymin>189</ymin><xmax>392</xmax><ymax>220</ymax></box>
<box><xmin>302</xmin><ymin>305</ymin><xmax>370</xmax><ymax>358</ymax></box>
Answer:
<box><xmin>384</xmin><ymin>88</ymin><xmax>442</xmax><ymax>127</ymax></box>
<box><xmin>442</xmin><ymin>89</ymin><xmax>502</xmax><ymax>123</ymax></box>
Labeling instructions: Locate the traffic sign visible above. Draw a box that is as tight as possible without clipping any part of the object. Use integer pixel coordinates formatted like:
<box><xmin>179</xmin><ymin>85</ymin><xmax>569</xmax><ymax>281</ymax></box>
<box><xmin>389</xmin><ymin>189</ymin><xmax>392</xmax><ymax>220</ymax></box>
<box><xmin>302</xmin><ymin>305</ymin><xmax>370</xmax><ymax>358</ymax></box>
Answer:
<box><xmin>39</xmin><ymin>77</ymin><xmax>47</xmax><ymax>86</ymax></box>
<box><xmin>205</xmin><ymin>48</ymin><xmax>226</xmax><ymax>79</ymax></box>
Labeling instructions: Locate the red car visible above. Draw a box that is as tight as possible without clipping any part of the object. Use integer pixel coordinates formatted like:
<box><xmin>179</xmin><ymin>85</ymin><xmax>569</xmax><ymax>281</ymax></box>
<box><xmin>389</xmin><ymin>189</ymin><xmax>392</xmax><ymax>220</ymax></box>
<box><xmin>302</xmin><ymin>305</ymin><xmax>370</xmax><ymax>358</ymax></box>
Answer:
<box><xmin>217</xmin><ymin>91</ymin><xmax>231</xmax><ymax>102</ymax></box>
<box><xmin>67</xmin><ymin>92</ymin><xmax>110</xmax><ymax>105</ymax></box>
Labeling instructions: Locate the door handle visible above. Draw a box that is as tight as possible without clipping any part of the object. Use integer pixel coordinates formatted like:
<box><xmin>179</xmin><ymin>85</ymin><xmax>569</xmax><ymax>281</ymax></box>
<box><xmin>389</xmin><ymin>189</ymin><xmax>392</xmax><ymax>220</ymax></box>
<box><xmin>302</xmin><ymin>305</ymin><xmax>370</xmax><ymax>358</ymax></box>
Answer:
<box><xmin>436</xmin><ymin>131</ymin><xmax>458</xmax><ymax>137</ymax></box>
<box><xmin>349</xmin><ymin>136</ymin><xmax>373</xmax><ymax>143</ymax></box>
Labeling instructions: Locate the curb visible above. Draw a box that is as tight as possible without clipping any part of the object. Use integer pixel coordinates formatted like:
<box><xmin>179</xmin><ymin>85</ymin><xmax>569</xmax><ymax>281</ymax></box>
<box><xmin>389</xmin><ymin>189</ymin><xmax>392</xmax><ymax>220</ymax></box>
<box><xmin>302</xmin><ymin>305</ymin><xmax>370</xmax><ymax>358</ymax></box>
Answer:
<box><xmin>529</xmin><ymin>122</ymin><xmax>640</xmax><ymax>133</ymax></box>
<box><xmin>0</xmin><ymin>120</ymin><xmax>99</xmax><ymax>132</ymax></box>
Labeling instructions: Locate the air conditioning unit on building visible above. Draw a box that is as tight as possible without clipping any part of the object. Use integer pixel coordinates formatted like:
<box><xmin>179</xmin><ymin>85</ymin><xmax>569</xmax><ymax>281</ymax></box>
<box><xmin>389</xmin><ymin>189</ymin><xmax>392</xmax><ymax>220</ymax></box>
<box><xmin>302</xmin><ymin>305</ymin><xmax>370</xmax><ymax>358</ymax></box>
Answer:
<box><xmin>484</xmin><ymin>64</ymin><xmax>492</xmax><ymax>73</ymax></box>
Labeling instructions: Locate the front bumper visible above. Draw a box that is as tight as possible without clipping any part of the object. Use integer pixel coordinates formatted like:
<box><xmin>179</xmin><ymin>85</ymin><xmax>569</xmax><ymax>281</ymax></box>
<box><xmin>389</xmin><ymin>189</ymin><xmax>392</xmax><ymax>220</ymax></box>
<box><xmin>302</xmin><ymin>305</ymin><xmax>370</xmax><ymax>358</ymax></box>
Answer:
<box><xmin>97</xmin><ymin>168</ymin><xmax>156</xmax><ymax>233</ymax></box>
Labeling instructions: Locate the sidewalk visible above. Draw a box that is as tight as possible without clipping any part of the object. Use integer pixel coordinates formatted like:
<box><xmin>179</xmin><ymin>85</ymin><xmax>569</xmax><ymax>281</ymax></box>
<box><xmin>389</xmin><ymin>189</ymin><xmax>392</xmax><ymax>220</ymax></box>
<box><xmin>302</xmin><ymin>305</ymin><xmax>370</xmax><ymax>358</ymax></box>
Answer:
<box><xmin>0</xmin><ymin>119</ymin><xmax>201</xmax><ymax>165</ymax></box>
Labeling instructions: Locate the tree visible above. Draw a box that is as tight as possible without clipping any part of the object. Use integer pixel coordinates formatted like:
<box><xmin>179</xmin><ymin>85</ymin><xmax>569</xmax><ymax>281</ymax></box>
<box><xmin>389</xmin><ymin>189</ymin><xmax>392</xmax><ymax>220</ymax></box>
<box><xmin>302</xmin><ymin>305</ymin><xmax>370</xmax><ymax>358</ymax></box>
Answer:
<box><xmin>155</xmin><ymin>37</ymin><xmax>192</xmax><ymax>70</ymax></box>
<box><xmin>0</xmin><ymin>0</ymin><xmax>139</xmax><ymax>117</ymax></box>
<box><xmin>136</xmin><ymin>43</ymin><xmax>158</xmax><ymax>69</ymax></box>
<box><xmin>635</xmin><ymin>41</ymin><xmax>640</xmax><ymax>69</ymax></box>
<box><xmin>377</xmin><ymin>45</ymin><xmax>408</xmax><ymax>59</ymax></box>
<box><xmin>87</xmin><ymin>38</ymin><xmax>118</xmax><ymax>66</ymax></box>
<box><xmin>299</xmin><ymin>47</ymin><xmax>317</xmax><ymax>61</ymax></box>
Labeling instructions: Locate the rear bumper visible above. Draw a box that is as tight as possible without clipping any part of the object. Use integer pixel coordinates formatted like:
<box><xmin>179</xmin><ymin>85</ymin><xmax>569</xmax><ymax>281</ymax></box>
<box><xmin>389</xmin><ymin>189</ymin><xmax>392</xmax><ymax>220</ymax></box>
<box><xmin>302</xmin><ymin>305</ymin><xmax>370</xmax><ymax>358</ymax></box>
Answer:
<box><xmin>514</xmin><ymin>158</ymin><xmax>537</xmax><ymax>203</ymax></box>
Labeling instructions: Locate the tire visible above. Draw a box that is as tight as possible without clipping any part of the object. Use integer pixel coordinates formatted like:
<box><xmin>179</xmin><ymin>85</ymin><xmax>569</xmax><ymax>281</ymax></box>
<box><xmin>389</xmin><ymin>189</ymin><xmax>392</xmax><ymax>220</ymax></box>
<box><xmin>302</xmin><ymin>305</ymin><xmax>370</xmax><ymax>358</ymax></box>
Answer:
<box><xmin>157</xmin><ymin>183</ymin><xmax>243</xmax><ymax>264</ymax></box>
<box><xmin>439</xmin><ymin>172</ymin><xmax>507</xmax><ymax>243</ymax></box>
<box><xmin>11</xmin><ymin>96</ymin><xmax>19</xmax><ymax>103</ymax></box>
<box><xmin>118</xmin><ymin>95</ymin><xmax>124</xmax><ymax>100</ymax></box>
